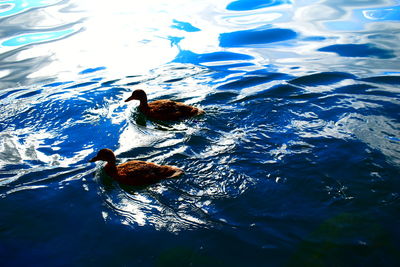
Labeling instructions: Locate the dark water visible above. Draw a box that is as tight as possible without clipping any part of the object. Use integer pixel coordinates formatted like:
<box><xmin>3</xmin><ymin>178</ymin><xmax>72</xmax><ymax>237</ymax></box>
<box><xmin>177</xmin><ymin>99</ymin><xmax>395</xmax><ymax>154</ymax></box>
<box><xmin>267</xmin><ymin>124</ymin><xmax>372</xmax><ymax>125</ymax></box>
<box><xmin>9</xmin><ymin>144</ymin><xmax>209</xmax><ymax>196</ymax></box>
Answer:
<box><xmin>1</xmin><ymin>0</ymin><xmax>400</xmax><ymax>266</ymax></box>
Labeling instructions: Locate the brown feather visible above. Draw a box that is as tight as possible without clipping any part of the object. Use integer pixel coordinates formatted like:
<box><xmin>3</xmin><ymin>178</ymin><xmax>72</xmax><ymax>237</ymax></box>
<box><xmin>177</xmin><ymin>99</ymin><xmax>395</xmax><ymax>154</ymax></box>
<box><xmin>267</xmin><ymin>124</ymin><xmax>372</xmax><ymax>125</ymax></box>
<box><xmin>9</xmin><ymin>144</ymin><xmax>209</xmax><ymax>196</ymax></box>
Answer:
<box><xmin>125</xmin><ymin>89</ymin><xmax>204</xmax><ymax>121</ymax></box>
<box><xmin>115</xmin><ymin>160</ymin><xmax>183</xmax><ymax>186</ymax></box>
<box><xmin>144</xmin><ymin>100</ymin><xmax>204</xmax><ymax>121</ymax></box>
<box><xmin>90</xmin><ymin>149</ymin><xmax>184</xmax><ymax>186</ymax></box>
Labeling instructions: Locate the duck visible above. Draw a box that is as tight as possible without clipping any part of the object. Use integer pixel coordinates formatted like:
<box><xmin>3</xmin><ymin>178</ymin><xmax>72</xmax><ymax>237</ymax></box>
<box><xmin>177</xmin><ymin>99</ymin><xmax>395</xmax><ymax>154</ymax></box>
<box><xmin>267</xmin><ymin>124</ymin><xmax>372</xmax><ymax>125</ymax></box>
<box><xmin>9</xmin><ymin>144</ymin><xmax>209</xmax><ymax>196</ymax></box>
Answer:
<box><xmin>89</xmin><ymin>148</ymin><xmax>183</xmax><ymax>186</ymax></box>
<box><xmin>124</xmin><ymin>89</ymin><xmax>204</xmax><ymax>121</ymax></box>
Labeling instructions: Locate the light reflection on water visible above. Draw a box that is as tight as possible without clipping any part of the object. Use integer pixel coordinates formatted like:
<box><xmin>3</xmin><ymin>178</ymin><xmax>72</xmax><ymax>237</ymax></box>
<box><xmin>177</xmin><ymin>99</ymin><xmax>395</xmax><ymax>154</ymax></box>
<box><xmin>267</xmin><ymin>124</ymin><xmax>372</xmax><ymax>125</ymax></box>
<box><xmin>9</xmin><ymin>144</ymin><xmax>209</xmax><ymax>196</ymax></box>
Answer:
<box><xmin>0</xmin><ymin>0</ymin><xmax>400</xmax><ymax>265</ymax></box>
<box><xmin>0</xmin><ymin>0</ymin><xmax>398</xmax><ymax>87</ymax></box>
<box><xmin>0</xmin><ymin>0</ymin><xmax>62</xmax><ymax>18</ymax></box>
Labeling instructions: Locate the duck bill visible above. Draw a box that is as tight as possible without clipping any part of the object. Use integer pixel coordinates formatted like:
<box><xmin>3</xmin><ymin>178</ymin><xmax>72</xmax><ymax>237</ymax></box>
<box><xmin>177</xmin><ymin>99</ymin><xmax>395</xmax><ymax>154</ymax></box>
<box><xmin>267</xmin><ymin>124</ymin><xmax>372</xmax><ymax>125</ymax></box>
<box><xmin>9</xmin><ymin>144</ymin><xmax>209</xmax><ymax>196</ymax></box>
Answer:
<box><xmin>124</xmin><ymin>96</ymin><xmax>134</xmax><ymax>102</ymax></box>
<box><xmin>89</xmin><ymin>156</ymin><xmax>99</xmax><ymax>162</ymax></box>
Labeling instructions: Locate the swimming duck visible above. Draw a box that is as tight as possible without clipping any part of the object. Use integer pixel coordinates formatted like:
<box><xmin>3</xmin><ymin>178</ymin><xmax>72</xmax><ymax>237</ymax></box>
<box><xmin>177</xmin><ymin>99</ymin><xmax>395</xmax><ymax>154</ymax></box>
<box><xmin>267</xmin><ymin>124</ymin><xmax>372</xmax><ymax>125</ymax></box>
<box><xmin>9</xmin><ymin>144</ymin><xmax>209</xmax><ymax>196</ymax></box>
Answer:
<box><xmin>89</xmin><ymin>148</ymin><xmax>183</xmax><ymax>186</ymax></box>
<box><xmin>124</xmin><ymin>89</ymin><xmax>204</xmax><ymax>121</ymax></box>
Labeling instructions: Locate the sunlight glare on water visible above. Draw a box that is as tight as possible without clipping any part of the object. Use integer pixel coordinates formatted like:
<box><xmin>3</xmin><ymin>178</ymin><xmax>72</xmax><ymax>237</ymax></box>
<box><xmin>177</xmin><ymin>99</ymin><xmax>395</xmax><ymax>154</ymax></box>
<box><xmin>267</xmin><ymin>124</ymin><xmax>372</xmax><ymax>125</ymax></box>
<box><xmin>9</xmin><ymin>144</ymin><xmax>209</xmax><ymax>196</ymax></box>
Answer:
<box><xmin>27</xmin><ymin>0</ymin><xmax>233</xmax><ymax>81</ymax></box>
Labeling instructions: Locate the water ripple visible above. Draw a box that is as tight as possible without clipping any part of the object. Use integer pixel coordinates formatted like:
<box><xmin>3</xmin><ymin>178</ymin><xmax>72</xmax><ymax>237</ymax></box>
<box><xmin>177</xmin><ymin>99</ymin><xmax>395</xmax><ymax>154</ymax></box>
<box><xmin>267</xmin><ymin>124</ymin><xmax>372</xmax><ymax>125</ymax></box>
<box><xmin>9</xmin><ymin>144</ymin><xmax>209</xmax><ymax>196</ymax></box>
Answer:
<box><xmin>219</xmin><ymin>27</ymin><xmax>297</xmax><ymax>47</ymax></box>
<box><xmin>289</xmin><ymin>72</ymin><xmax>356</xmax><ymax>86</ymax></box>
<box><xmin>0</xmin><ymin>0</ymin><xmax>62</xmax><ymax>18</ymax></box>
<box><xmin>226</xmin><ymin>0</ymin><xmax>291</xmax><ymax>11</ymax></box>
<box><xmin>2</xmin><ymin>28</ymin><xmax>78</xmax><ymax>47</ymax></box>
<box><xmin>0</xmin><ymin>0</ymin><xmax>399</xmax><ymax>265</ymax></box>
<box><xmin>318</xmin><ymin>43</ymin><xmax>395</xmax><ymax>59</ymax></box>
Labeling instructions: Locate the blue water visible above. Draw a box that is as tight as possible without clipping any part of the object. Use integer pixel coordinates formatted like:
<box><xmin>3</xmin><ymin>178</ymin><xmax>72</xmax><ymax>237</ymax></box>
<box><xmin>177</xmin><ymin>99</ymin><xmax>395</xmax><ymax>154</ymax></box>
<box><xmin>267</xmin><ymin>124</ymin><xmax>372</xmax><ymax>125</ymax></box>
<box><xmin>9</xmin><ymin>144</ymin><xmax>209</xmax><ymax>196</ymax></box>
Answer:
<box><xmin>1</xmin><ymin>0</ymin><xmax>400</xmax><ymax>266</ymax></box>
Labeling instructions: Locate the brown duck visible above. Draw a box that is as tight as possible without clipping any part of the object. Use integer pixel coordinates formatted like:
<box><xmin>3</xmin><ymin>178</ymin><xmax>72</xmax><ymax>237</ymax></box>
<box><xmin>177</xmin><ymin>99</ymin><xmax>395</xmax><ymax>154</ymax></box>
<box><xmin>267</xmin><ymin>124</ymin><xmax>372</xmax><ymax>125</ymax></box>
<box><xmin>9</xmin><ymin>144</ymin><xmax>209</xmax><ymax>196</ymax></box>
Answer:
<box><xmin>125</xmin><ymin>89</ymin><xmax>204</xmax><ymax>121</ymax></box>
<box><xmin>89</xmin><ymin>148</ymin><xmax>183</xmax><ymax>186</ymax></box>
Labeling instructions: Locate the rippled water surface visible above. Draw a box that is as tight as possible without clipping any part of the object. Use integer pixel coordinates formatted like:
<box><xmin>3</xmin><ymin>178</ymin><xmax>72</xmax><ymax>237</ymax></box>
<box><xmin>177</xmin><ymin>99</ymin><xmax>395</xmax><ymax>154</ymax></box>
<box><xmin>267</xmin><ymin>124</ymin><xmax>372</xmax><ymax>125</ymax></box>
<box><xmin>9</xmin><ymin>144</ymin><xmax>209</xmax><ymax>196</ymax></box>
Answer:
<box><xmin>1</xmin><ymin>0</ymin><xmax>400</xmax><ymax>266</ymax></box>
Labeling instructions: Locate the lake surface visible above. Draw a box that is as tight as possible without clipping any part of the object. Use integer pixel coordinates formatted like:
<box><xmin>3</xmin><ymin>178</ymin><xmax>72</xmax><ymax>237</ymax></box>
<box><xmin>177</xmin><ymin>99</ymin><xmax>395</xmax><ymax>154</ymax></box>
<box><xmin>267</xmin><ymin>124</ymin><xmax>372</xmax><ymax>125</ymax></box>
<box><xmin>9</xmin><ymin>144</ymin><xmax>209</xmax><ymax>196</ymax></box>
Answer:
<box><xmin>1</xmin><ymin>0</ymin><xmax>399</xmax><ymax>266</ymax></box>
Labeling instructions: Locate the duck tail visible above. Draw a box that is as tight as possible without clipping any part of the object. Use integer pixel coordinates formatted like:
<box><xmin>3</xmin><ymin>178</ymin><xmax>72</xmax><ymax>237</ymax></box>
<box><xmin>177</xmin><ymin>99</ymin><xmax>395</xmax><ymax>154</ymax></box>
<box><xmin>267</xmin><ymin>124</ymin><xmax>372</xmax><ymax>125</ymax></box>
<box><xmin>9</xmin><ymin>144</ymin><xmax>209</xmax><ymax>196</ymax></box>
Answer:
<box><xmin>196</xmin><ymin>108</ymin><xmax>205</xmax><ymax>116</ymax></box>
<box><xmin>167</xmin><ymin>167</ymin><xmax>184</xmax><ymax>179</ymax></box>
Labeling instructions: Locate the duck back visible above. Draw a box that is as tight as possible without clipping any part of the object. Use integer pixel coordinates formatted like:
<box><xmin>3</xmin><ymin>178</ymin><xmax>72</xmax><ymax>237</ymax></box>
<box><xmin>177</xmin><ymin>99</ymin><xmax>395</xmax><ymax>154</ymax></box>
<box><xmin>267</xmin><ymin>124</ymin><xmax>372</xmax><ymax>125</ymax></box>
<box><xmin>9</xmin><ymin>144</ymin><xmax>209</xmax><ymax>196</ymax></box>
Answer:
<box><xmin>115</xmin><ymin>160</ymin><xmax>183</xmax><ymax>186</ymax></box>
<box><xmin>143</xmin><ymin>100</ymin><xmax>203</xmax><ymax>121</ymax></box>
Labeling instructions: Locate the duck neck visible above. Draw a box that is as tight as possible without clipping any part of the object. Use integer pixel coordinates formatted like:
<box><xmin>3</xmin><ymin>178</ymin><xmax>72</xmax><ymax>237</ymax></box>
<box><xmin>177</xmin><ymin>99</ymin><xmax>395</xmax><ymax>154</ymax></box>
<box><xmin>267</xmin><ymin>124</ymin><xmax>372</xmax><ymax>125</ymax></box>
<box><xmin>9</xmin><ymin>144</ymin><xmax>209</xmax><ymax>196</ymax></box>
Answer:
<box><xmin>139</xmin><ymin>96</ymin><xmax>149</xmax><ymax>111</ymax></box>
<box><xmin>104</xmin><ymin>160</ymin><xmax>118</xmax><ymax>177</ymax></box>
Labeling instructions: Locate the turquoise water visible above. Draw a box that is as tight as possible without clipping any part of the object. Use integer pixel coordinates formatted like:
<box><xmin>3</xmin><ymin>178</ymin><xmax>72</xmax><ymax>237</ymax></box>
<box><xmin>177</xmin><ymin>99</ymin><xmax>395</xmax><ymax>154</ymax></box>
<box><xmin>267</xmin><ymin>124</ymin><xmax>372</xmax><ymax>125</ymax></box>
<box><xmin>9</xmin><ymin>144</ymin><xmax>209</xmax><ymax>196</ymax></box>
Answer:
<box><xmin>1</xmin><ymin>0</ymin><xmax>400</xmax><ymax>266</ymax></box>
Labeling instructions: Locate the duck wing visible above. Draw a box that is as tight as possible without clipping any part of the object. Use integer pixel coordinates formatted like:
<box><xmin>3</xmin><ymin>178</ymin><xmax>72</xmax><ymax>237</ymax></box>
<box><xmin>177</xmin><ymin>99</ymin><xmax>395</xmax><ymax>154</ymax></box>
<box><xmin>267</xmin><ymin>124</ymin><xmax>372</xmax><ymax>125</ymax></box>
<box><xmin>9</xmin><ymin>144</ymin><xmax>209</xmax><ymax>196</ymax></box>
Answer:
<box><xmin>116</xmin><ymin>160</ymin><xmax>183</xmax><ymax>186</ymax></box>
<box><xmin>147</xmin><ymin>100</ymin><xmax>201</xmax><ymax>120</ymax></box>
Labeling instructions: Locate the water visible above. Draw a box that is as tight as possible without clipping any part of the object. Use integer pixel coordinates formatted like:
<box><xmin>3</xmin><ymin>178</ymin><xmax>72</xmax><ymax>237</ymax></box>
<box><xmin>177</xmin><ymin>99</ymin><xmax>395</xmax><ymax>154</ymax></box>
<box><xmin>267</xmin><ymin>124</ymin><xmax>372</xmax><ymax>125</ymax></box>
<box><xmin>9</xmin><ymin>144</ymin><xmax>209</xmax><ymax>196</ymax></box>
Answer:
<box><xmin>1</xmin><ymin>0</ymin><xmax>399</xmax><ymax>266</ymax></box>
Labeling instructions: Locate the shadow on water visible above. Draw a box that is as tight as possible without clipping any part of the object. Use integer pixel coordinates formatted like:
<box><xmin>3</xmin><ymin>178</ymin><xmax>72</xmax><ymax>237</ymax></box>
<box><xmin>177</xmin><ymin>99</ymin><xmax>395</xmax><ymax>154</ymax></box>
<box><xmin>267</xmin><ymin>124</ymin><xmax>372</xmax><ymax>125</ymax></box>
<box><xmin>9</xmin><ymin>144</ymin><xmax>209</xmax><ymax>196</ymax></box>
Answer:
<box><xmin>287</xmin><ymin>212</ymin><xmax>400</xmax><ymax>266</ymax></box>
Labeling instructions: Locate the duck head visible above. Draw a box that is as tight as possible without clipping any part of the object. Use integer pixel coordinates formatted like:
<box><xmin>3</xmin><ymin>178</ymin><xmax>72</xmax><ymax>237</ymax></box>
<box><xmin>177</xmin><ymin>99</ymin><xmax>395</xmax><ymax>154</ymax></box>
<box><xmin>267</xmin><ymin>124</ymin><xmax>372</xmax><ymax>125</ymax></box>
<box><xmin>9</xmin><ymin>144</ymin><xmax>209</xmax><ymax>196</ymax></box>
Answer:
<box><xmin>125</xmin><ymin>89</ymin><xmax>147</xmax><ymax>103</ymax></box>
<box><xmin>89</xmin><ymin>148</ymin><xmax>116</xmax><ymax>163</ymax></box>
